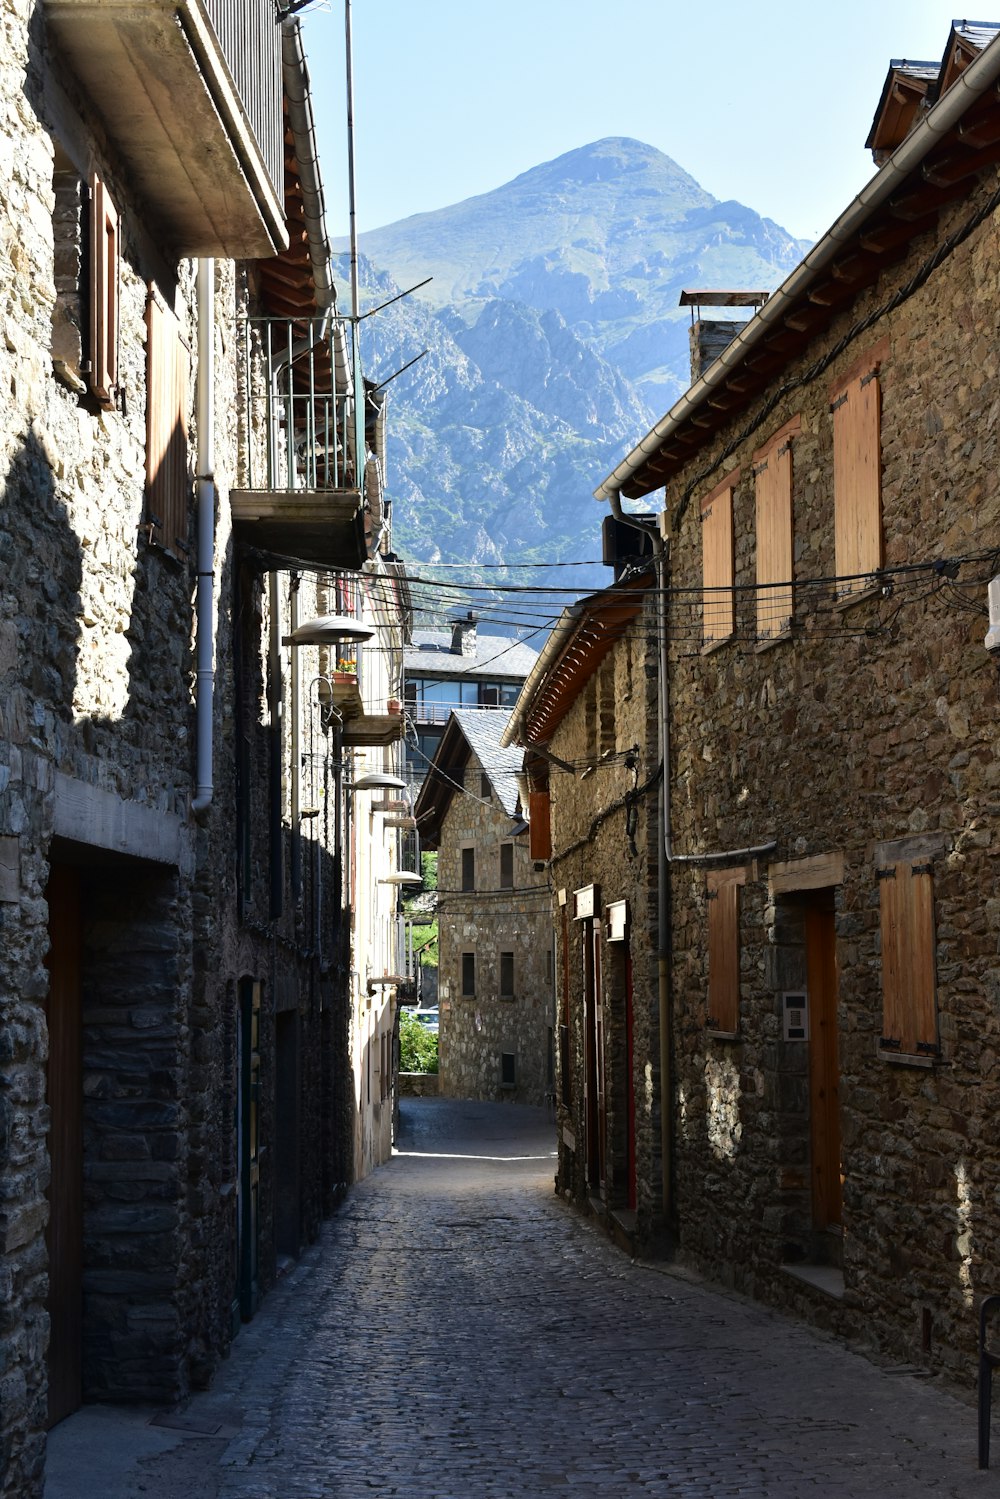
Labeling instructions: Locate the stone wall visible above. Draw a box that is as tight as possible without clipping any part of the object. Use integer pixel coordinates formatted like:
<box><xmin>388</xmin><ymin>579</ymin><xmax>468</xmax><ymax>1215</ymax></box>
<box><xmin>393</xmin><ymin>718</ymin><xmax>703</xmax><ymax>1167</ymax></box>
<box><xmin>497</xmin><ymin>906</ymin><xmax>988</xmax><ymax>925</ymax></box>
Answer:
<box><xmin>663</xmin><ymin>169</ymin><xmax>1000</xmax><ymax>1384</ymax></box>
<box><xmin>436</xmin><ymin>757</ymin><xmax>553</xmax><ymax>1106</ymax></box>
<box><xmin>542</xmin><ymin>606</ymin><xmax>661</xmax><ymax>1244</ymax></box>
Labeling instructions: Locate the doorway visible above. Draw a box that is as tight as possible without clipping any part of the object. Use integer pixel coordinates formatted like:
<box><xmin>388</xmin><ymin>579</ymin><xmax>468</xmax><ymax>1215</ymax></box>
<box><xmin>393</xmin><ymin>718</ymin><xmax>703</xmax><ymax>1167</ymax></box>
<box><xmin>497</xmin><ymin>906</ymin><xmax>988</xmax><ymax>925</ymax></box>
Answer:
<box><xmin>804</xmin><ymin>895</ymin><xmax>842</xmax><ymax>1236</ymax></box>
<box><xmin>582</xmin><ymin>918</ymin><xmax>606</xmax><ymax>1194</ymax></box>
<box><xmin>45</xmin><ymin>863</ymin><xmax>83</xmax><ymax>1427</ymax></box>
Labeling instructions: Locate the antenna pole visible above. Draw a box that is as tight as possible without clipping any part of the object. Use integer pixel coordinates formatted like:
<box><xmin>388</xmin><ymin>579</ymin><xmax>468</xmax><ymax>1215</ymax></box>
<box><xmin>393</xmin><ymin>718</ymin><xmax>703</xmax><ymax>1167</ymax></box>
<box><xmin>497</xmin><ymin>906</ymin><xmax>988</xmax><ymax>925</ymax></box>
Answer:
<box><xmin>345</xmin><ymin>0</ymin><xmax>360</xmax><ymax>323</ymax></box>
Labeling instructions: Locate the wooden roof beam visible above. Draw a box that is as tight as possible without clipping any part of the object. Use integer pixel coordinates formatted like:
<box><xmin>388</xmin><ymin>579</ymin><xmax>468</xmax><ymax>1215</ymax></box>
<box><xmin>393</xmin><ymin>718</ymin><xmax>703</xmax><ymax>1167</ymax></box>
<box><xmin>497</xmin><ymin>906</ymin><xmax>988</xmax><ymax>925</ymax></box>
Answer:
<box><xmin>859</xmin><ymin>214</ymin><xmax>938</xmax><ymax>253</ymax></box>
<box><xmin>922</xmin><ymin>140</ymin><xmax>1000</xmax><ymax>188</ymax></box>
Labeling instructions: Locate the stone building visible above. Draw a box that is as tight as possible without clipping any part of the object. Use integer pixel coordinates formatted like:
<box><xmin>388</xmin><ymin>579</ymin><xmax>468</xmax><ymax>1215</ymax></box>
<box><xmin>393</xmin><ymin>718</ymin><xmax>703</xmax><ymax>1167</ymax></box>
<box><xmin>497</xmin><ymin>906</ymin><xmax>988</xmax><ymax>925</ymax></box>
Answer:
<box><xmin>594</xmin><ymin>19</ymin><xmax>1000</xmax><ymax>1386</ymax></box>
<box><xmin>0</xmin><ymin>5</ymin><xmax>407</xmax><ymax>1494</ymax></box>
<box><xmin>502</xmin><ymin>577</ymin><xmax>663</xmax><ymax>1245</ymax></box>
<box><xmin>415</xmin><ymin>709</ymin><xmax>554</xmax><ymax>1105</ymax></box>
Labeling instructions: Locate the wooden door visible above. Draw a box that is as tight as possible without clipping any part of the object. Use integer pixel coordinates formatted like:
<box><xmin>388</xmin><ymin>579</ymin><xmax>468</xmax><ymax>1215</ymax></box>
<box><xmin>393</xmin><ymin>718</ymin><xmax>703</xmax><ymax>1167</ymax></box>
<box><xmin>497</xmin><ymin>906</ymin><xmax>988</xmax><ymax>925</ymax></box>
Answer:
<box><xmin>238</xmin><ymin>979</ymin><xmax>261</xmax><ymax>1320</ymax></box>
<box><xmin>45</xmin><ymin>864</ymin><xmax>83</xmax><ymax>1427</ymax></box>
<box><xmin>625</xmin><ymin>949</ymin><xmax>637</xmax><ymax>1212</ymax></box>
<box><xmin>583</xmin><ymin>919</ymin><xmax>606</xmax><ymax>1193</ymax></box>
<box><xmin>805</xmin><ymin>900</ymin><xmax>842</xmax><ymax>1231</ymax></box>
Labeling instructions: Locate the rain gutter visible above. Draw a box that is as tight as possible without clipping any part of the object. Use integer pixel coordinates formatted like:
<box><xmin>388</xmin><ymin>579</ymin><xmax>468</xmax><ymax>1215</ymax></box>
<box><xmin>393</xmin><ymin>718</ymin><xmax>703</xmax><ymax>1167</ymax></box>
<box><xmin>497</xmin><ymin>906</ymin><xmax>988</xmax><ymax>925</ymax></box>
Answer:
<box><xmin>594</xmin><ymin>32</ymin><xmax>1000</xmax><ymax>500</ymax></box>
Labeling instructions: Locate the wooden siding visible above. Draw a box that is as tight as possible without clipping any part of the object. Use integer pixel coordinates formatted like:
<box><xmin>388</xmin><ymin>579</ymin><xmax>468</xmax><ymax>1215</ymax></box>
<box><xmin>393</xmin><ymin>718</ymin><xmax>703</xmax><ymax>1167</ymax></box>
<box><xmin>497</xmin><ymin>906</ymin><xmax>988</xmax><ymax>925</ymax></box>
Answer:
<box><xmin>706</xmin><ymin>868</ymin><xmax>746</xmax><ymax>1034</ymax></box>
<box><xmin>88</xmin><ymin>173</ymin><xmax>118</xmax><ymax>408</ymax></box>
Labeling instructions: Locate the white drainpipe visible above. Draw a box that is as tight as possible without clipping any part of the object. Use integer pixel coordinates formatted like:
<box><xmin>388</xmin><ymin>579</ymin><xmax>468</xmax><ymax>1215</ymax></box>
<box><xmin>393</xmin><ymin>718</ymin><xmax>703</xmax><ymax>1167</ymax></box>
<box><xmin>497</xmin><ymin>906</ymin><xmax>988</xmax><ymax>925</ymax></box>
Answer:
<box><xmin>192</xmin><ymin>257</ymin><xmax>215</xmax><ymax>815</ymax></box>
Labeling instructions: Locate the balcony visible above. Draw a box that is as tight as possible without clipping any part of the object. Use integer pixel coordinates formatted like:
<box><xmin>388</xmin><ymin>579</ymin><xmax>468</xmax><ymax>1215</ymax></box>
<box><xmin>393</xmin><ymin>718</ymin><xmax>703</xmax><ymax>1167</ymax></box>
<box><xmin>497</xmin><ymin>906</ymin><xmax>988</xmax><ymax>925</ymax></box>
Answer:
<box><xmin>231</xmin><ymin>317</ymin><xmax>369</xmax><ymax>570</ymax></box>
<box><xmin>44</xmin><ymin>0</ymin><xmax>286</xmax><ymax>257</ymax></box>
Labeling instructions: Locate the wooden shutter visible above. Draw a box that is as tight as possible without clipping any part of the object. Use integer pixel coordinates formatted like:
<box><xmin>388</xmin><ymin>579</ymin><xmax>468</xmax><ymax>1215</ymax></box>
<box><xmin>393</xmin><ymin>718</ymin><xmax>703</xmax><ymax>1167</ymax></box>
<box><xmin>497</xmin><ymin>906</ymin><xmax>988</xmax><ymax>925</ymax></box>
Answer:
<box><xmin>146</xmin><ymin>288</ymin><xmax>190</xmax><ymax>556</ymax></box>
<box><xmin>701</xmin><ymin>469</ymin><xmax>738</xmax><ymax>646</ymax></box>
<box><xmin>89</xmin><ymin>173</ymin><xmax>119</xmax><ymax>407</ymax></box>
<box><xmin>706</xmin><ymin>868</ymin><xmax>746</xmax><ymax>1034</ymax></box>
<box><xmin>878</xmin><ymin>860</ymin><xmax>937</xmax><ymax>1058</ymax></box>
<box><xmin>831</xmin><ymin>339</ymin><xmax>888</xmax><ymax>600</ymax></box>
<box><xmin>754</xmin><ymin>417</ymin><xmax>800</xmax><ymax>639</ymax></box>
<box><xmin>529</xmin><ymin>789</ymin><xmax>551</xmax><ymax>861</ymax></box>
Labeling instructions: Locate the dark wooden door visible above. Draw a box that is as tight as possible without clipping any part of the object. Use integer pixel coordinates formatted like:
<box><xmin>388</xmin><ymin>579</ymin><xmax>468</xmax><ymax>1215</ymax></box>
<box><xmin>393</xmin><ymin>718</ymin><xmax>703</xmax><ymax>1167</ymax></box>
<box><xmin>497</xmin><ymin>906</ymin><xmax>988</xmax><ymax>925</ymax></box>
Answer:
<box><xmin>583</xmin><ymin>919</ymin><xmax>606</xmax><ymax>1193</ymax></box>
<box><xmin>625</xmin><ymin>950</ymin><xmax>637</xmax><ymax>1212</ymax></box>
<box><xmin>805</xmin><ymin>900</ymin><xmax>842</xmax><ymax>1231</ymax></box>
<box><xmin>238</xmin><ymin>979</ymin><xmax>261</xmax><ymax>1320</ymax></box>
<box><xmin>45</xmin><ymin>864</ymin><xmax>83</xmax><ymax>1427</ymax></box>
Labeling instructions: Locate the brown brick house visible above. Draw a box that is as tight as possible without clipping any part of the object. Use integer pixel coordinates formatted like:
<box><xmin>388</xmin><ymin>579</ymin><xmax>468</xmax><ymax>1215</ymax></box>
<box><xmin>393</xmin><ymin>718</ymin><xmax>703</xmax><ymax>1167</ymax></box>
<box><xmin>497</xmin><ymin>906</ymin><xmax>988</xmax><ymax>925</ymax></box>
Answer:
<box><xmin>594</xmin><ymin>19</ymin><xmax>1000</xmax><ymax>1383</ymax></box>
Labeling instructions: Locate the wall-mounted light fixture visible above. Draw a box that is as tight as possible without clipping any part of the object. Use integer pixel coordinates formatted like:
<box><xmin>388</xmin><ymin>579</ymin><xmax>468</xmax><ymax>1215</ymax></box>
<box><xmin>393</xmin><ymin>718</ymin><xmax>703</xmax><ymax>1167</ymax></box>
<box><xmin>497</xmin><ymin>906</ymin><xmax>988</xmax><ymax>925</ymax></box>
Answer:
<box><xmin>349</xmin><ymin>772</ymin><xmax>408</xmax><ymax>792</ymax></box>
<box><xmin>282</xmin><ymin>614</ymin><xmax>374</xmax><ymax>648</ymax></box>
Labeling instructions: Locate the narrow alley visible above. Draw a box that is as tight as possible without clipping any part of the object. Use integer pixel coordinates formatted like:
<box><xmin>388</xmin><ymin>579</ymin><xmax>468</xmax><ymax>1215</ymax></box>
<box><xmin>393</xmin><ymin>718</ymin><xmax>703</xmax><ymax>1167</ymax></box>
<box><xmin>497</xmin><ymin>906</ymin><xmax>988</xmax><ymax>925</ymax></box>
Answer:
<box><xmin>46</xmin><ymin>1100</ymin><xmax>1000</xmax><ymax>1499</ymax></box>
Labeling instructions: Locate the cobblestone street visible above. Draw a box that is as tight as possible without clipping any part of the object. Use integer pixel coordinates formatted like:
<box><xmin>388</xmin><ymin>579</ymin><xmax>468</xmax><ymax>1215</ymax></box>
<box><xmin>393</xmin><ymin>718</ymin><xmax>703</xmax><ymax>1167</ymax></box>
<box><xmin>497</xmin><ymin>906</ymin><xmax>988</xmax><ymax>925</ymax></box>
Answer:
<box><xmin>47</xmin><ymin>1098</ymin><xmax>1000</xmax><ymax>1498</ymax></box>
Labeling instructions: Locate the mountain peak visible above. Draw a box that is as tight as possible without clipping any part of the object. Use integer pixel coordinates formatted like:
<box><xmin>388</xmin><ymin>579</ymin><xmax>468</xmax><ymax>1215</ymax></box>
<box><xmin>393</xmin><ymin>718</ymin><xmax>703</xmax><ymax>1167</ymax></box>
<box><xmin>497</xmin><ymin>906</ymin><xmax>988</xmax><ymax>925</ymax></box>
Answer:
<box><xmin>508</xmin><ymin>137</ymin><xmax>705</xmax><ymax>197</ymax></box>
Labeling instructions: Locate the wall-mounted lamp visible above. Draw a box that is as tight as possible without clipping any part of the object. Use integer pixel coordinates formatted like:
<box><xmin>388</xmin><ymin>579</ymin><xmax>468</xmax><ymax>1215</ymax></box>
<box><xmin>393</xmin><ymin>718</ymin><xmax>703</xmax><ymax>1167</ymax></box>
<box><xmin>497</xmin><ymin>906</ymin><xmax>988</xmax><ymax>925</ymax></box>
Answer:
<box><xmin>282</xmin><ymin>614</ymin><xmax>375</xmax><ymax>648</ymax></box>
<box><xmin>380</xmin><ymin>872</ymin><xmax>422</xmax><ymax>885</ymax></box>
<box><xmin>349</xmin><ymin>772</ymin><xmax>408</xmax><ymax>792</ymax></box>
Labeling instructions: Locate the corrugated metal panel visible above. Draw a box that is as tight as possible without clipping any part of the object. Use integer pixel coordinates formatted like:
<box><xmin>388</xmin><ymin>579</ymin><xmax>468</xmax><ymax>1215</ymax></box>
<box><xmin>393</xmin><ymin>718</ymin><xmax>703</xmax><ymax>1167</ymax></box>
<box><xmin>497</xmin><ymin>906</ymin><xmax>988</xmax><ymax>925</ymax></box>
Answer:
<box><xmin>204</xmin><ymin>0</ymin><xmax>284</xmax><ymax>201</ymax></box>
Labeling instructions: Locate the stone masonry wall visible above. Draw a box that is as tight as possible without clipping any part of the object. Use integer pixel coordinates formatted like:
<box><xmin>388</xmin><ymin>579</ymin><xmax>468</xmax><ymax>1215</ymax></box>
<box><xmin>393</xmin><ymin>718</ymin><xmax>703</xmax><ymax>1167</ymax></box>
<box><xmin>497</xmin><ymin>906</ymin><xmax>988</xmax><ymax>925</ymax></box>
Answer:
<box><xmin>664</xmin><ymin>169</ymin><xmax>1000</xmax><ymax>1385</ymax></box>
<box><xmin>436</xmin><ymin>757</ymin><xmax>553</xmax><ymax>1107</ymax></box>
<box><xmin>544</xmin><ymin>607</ymin><xmax>662</xmax><ymax>1245</ymax></box>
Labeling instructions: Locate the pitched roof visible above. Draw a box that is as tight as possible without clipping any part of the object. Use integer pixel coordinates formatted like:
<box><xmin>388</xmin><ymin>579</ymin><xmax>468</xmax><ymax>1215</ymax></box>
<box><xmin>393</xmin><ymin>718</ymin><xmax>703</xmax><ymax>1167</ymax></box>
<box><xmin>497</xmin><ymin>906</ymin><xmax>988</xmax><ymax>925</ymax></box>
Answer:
<box><xmin>413</xmin><ymin>708</ymin><xmax>525</xmax><ymax>845</ymax></box>
<box><xmin>404</xmin><ymin>631</ymin><xmax>540</xmax><ymax>679</ymax></box>
<box><xmin>596</xmin><ymin>23</ymin><xmax>1000</xmax><ymax>502</ymax></box>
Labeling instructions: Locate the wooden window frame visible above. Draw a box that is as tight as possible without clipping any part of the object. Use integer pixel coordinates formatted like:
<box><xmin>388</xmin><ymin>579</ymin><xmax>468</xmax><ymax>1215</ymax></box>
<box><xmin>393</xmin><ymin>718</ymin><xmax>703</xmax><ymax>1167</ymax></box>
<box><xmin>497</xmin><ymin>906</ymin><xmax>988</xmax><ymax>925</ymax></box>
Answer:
<box><xmin>88</xmin><ymin>172</ymin><xmax>119</xmax><ymax>408</ymax></box>
<box><xmin>701</xmin><ymin>468</ymin><xmax>739</xmax><ymax>650</ymax></box>
<box><xmin>529</xmin><ymin>789</ymin><xmax>551</xmax><ymax>862</ymax></box>
<box><xmin>877</xmin><ymin>858</ymin><xmax>938</xmax><ymax>1065</ymax></box>
<box><xmin>145</xmin><ymin>286</ymin><xmax>190</xmax><ymax>557</ymax></box>
<box><xmin>753</xmin><ymin>417</ymin><xmax>800</xmax><ymax>642</ymax></box>
<box><xmin>706</xmin><ymin>867</ymin><xmax>747</xmax><ymax>1037</ymax></box>
<box><xmin>830</xmin><ymin>338</ymin><xmax>889</xmax><ymax>604</ymax></box>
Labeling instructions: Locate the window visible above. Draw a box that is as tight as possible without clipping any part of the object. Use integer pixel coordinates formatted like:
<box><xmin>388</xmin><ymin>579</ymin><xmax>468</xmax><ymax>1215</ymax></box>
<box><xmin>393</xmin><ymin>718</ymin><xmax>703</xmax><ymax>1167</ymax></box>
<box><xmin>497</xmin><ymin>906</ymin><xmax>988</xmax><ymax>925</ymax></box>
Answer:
<box><xmin>500</xmin><ymin>951</ymin><xmax>514</xmax><ymax>998</ymax></box>
<box><xmin>89</xmin><ymin>172</ymin><xmax>120</xmax><ymax>408</ymax></box>
<box><xmin>480</xmin><ymin>772</ymin><xmax>490</xmax><ymax>799</ymax></box>
<box><xmin>706</xmin><ymin>867</ymin><xmax>746</xmax><ymax>1035</ymax></box>
<box><xmin>461</xmin><ymin>846</ymin><xmax>475</xmax><ymax>892</ymax></box>
<box><xmin>461</xmin><ymin>951</ymin><xmax>476</xmax><ymax>996</ymax></box>
<box><xmin>878</xmin><ymin>859</ymin><xmax>938</xmax><ymax>1060</ymax></box>
<box><xmin>146</xmin><ymin>287</ymin><xmax>190</xmax><ymax>557</ymax></box>
<box><xmin>830</xmin><ymin>338</ymin><xmax>888</xmax><ymax>601</ymax></box>
<box><xmin>754</xmin><ymin>416</ymin><xmax>800</xmax><ymax>640</ymax></box>
<box><xmin>529</xmin><ymin>790</ymin><xmax>551</xmax><ymax>862</ymax></box>
<box><xmin>480</xmin><ymin>685</ymin><xmax>500</xmax><ymax>707</ymax></box>
<box><xmin>500</xmin><ymin>1051</ymin><xmax>517</xmax><ymax>1089</ymax></box>
<box><xmin>701</xmin><ymin>468</ymin><xmax>739</xmax><ymax>647</ymax></box>
<box><xmin>499</xmin><ymin>842</ymin><xmax>514</xmax><ymax>890</ymax></box>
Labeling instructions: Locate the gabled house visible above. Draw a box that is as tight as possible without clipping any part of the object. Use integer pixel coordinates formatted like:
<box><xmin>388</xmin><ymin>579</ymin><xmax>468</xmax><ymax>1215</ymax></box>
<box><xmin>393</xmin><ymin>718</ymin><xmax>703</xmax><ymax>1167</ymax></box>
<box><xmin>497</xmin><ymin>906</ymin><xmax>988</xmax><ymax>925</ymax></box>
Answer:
<box><xmin>403</xmin><ymin>612</ymin><xmax>539</xmax><ymax>790</ymax></box>
<box><xmin>502</xmin><ymin>575</ymin><xmax>662</xmax><ymax>1243</ymax></box>
<box><xmin>0</xmin><ymin>6</ymin><xmax>406</xmax><ymax>1493</ymax></box>
<box><xmin>415</xmin><ymin>709</ymin><xmax>553</xmax><ymax>1106</ymax></box>
<box><xmin>594</xmin><ymin>18</ymin><xmax>1000</xmax><ymax>1385</ymax></box>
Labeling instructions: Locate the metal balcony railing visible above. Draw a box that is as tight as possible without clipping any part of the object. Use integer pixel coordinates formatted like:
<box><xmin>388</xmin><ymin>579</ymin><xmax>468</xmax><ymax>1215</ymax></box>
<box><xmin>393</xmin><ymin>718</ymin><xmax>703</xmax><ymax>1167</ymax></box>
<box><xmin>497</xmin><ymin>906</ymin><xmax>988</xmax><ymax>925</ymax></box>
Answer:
<box><xmin>240</xmin><ymin>317</ymin><xmax>358</xmax><ymax>493</ymax></box>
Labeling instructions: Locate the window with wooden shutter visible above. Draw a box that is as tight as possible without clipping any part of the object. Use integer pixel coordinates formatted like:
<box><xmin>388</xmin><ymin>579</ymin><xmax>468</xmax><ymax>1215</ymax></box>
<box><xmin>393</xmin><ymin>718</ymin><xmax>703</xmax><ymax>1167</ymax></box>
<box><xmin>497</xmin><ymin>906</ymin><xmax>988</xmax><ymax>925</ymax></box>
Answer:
<box><xmin>529</xmin><ymin>789</ymin><xmax>551</xmax><ymax>862</ymax></box>
<box><xmin>89</xmin><ymin>173</ymin><xmax>119</xmax><ymax>408</ymax></box>
<box><xmin>461</xmin><ymin>951</ymin><xmax>476</xmax><ymax>996</ymax></box>
<box><xmin>878</xmin><ymin>859</ymin><xmax>938</xmax><ymax>1060</ymax></box>
<box><xmin>460</xmin><ymin>846</ymin><xmax>475</xmax><ymax>892</ymax></box>
<box><xmin>830</xmin><ymin>339</ymin><xmax>888</xmax><ymax>601</ymax></box>
<box><xmin>706</xmin><ymin>867</ymin><xmax>746</xmax><ymax>1035</ymax></box>
<box><xmin>500</xmin><ymin>951</ymin><xmax>514</xmax><ymax>998</ymax></box>
<box><xmin>701</xmin><ymin>469</ymin><xmax>738</xmax><ymax>648</ymax></box>
<box><xmin>499</xmin><ymin>842</ymin><xmax>514</xmax><ymax>890</ymax></box>
<box><xmin>754</xmin><ymin>417</ymin><xmax>800</xmax><ymax>640</ymax></box>
<box><xmin>146</xmin><ymin>288</ymin><xmax>190</xmax><ymax>557</ymax></box>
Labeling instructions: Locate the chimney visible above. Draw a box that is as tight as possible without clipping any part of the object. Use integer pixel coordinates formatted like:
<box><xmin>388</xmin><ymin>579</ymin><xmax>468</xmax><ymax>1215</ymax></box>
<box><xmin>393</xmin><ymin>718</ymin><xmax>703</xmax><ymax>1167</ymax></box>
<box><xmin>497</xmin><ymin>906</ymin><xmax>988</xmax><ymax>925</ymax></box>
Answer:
<box><xmin>450</xmin><ymin>610</ymin><xmax>478</xmax><ymax>657</ymax></box>
<box><xmin>680</xmin><ymin>290</ymin><xmax>769</xmax><ymax>384</ymax></box>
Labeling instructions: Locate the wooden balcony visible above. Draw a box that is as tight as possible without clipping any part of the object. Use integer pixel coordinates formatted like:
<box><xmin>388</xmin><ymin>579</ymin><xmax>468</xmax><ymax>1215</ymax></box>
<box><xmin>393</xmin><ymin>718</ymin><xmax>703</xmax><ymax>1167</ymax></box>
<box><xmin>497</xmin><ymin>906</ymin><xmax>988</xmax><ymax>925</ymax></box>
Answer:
<box><xmin>44</xmin><ymin>0</ymin><xmax>286</xmax><ymax>257</ymax></box>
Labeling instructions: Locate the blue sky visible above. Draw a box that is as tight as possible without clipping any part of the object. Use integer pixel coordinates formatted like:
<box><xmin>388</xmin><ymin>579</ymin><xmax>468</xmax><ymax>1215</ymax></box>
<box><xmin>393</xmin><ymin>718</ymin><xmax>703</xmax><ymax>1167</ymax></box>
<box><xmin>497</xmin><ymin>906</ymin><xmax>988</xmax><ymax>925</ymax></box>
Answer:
<box><xmin>302</xmin><ymin>0</ymin><xmax>971</xmax><ymax>243</ymax></box>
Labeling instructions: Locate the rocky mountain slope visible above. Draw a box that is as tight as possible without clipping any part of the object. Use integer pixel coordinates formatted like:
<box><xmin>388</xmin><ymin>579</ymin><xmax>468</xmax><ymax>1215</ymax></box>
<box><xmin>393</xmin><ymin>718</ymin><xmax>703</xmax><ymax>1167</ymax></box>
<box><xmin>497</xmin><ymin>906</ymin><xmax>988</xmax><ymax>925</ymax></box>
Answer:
<box><xmin>341</xmin><ymin>139</ymin><xmax>810</xmax><ymax>589</ymax></box>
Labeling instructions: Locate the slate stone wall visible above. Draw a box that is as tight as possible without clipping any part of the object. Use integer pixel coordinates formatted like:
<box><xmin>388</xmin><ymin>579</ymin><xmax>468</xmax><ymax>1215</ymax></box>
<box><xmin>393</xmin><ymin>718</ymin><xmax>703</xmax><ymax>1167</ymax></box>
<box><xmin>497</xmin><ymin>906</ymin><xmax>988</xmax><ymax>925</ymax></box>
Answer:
<box><xmin>663</xmin><ymin>171</ymin><xmax>1000</xmax><ymax>1383</ymax></box>
<box><xmin>436</xmin><ymin>756</ymin><xmax>553</xmax><ymax>1106</ymax></box>
<box><xmin>543</xmin><ymin>606</ymin><xmax>662</xmax><ymax>1244</ymax></box>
